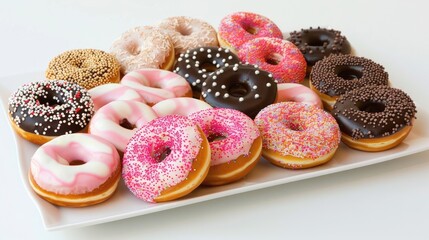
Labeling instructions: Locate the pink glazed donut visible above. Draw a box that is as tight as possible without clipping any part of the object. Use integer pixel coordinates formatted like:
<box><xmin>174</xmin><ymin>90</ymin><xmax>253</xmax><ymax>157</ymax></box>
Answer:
<box><xmin>120</xmin><ymin>68</ymin><xmax>192</xmax><ymax>106</ymax></box>
<box><xmin>218</xmin><ymin>12</ymin><xmax>283</xmax><ymax>53</ymax></box>
<box><xmin>189</xmin><ymin>108</ymin><xmax>262</xmax><ymax>186</ymax></box>
<box><xmin>238</xmin><ymin>37</ymin><xmax>307</xmax><ymax>83</ymax></box>
<box><xmin>122</xmin><ymin>115</ymin><xmax>211</xmax><ymax>203</ymax></box>
<box><xmin>89</xmin><ymin>100</ymin><xmax>158</xmax><ymax>152</ymax></box>
<box><xmin>276</xmin><ymin>83</ymin><xmax>323</xmax><ymax>108</ymax></box>
<box><xmin>152</xmin><ymin>97</ymin><xmax>212</xmax><ymax>117</ymax></box>
<box><xmin>29</xmin><ymin>133</ymin><xmax>121</xmax><ymax>207</ymax></box>
<box><xmin>88</xmin><ymin>83</ymin><xmax>144</xmax><ymax>111</ymax></box>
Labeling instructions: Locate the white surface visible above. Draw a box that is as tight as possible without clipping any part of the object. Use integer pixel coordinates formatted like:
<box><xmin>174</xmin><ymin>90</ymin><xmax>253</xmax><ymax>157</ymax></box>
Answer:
<box><xmin>1</xmin><ymin>0</ymin><xmax>429</xmax><ymax>239</ymax></box>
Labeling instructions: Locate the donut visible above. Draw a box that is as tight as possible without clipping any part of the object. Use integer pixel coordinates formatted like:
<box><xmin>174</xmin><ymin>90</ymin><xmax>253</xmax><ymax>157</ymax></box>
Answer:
<box><xmin>332</xmin><ymin>85</ymin><xmax>417</xmax><ymax>152</ymax></box>
<box><xmin>309</xmin><ymin>54</ymin><xmax>389</xmax><ymax>111</ymax></box>
<box><xmin>110</xmin><ymin>26</ymin><xmax>175</xmax><ymax>74</ymax></box>
<box><xmin>89</xmin><ymin>100</ymin><xmax>158</xmax><ymax>153</ymax></box>
<box><xmin>254</xmin><ymin>102</ymin><xmax>341</xmax><ymax>169</ymax></box>
<box><xmin>8</xmin><ymin>80</ymin><xmax>94</xmax><ymax>145</ymax></box>
<box><xmin>122</xmin><ymin>115</ymin><xmax>211</xmax><ymax>203</ymax></box>
<box><xmin>218</xmin><ymin>12</ymin><xmax>283</xmax><ymax>53</ymax></box>
<box><xmin>189</xmin><ymin>108</ymin><xmax>262</xmax><ymax>186</ymax></box>
<box><xmin>152</xmin><ymin>97</ymin><xmax>212</xmax><ymax>117</ymax></box>
<box><xmin>88</xmin><ymin>83</ymin><xmax>143</xmax><ymax>111</ymax></box>
<box><xmin>172</xmin><ymin>47</ymin><xmax>240</xmax><ymax>96</ymax></box>
<box><xmin>45</xmin><ymin>49</ymin><xmax>121</xmax><ymax>89</ymax></box>
<box><xmin>288</xmin><ymin>27</ymin><xmax>352</xmax><ymax>72</ymax></box>
<box><xmin>276</xmin><ymin>83</ymin><xmax>323</xmax><ymax>109</ymax></box>
<box><xmin>29</xmin><ymin>133</ymin><xmax>121</xmax><ymax>207</ymax></box>
<box><xmin>201</xmin><ymin>64</ymin><xmax>277</xmax><ymax>119</ymax></box>
<box><xmin>238</xmin><ymin>37</ymin><xmax>307</xmax><ymax>84</ymax></box>
<box><xmin>120</xmin><ymin>68</ymin><xmax>192</xmax><ymax>106</ymax></box>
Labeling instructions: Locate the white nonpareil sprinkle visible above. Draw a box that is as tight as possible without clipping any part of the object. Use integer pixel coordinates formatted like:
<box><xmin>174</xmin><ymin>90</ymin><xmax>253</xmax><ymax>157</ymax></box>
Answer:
<box><xmin>215</xmin><ymin>92</ymin><xmax>220</xmax><ymax>97</ymax></box>
<box><xmin>266</xmin><ymin>83</ymin><xmax>271</xmax><ymax>87</ymax></box>
<box><xmin>239</xmin><ymin>97</ymin><xmax>244</xmax><ymax>102</ymax></box>
<box><xmin>223</xmin><ymin>93</ymin><xmax>229</xmax><ymax>98</ymax></box>
<box><xmin>255</xmin><ymin>94</ymin><xmax>260</xmax><ymax>99</ymax></box>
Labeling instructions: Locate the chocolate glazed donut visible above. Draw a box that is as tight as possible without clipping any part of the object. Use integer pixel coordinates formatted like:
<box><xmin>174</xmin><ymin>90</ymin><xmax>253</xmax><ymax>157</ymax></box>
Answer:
<box><xmin>288</xmin><ymin>27</ymin><xmax>351</xmax><ymax>68</ymax></box>
<box><xmin>173</xmin><ymin>47</ymin><xmax>240</xmax><ymax>97</ymax></box>
<box><xmin>201</xmin><ymin>64</ymin><xmax>277</xmax><ymax>118</ymax></box>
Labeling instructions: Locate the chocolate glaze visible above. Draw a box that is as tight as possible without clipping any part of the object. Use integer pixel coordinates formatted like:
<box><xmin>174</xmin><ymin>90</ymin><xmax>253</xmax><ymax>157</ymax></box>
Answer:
<box><xmin>201</xmin><ymin>64</ymin><xmax>277</xmax><ymax>119</ymax></box>
<box><xmin>8</xmin><ymin>80</ymin><xmax>94</xmax><ymax>136</ymax></box>
<box><xmin>332</xmin><ymin>85</ymin><xmax>416</xmax><ymax>140</ymax></box>
<box><xmin>310</xmin><ymin>54</ymin><xmax>389</xmax><ymax>97</ymax></box>
<box><xmin>173</xmin><ymin>47</ymin><xmax>240</xmax><ymax>95</ymax></box>
<box><xmin>288</xmin><ymin>27</ymin><xmax>351</xmax><ymax>66</ymax></box>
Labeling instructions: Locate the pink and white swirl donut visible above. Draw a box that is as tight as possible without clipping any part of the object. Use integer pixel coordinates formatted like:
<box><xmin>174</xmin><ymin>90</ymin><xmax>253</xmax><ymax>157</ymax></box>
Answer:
<box><xmin>122</xmin><ymin>115</ymin><xmax>211</xmax><ymax>203</ymax></box>
<box><xmin>110</xmin><ymin>26</ymin><xmax>175</xmax><ymax>74</ymax></box>
<box><xmin>189</xmin><ymin>108</ymin><xmax>262</xmax><ymax>186</ymax></box>
<box><xmin>157</xmin><ymin>16</ymin><xmax>219</xmax><ymax>55</ymax></box>
<box><xmin>121</xmin><ymin>68</ymin><xmax>192</xmax><ymax>106</ymax></box>
<box><xmin>29</xmin><ymin>133</ymin><xmax>121</xmax><ymax>207</ymax></box>
<box><xmin>152</xmin><ymin>97</ymin><xmax>212</xmax><ymax>117</ymax></box>
<box><xmin>276</xmin><ymin>83</ymin><xmax>323</xmax><ymax>108</ymax></box>
<box><xmin>88</xmin><ymin>100</ymin><xmax>157</xmax><ymax>152</ymax></box>
<box><xmin>238</xmin><ymin>37</ymin><xmax>307</xmax><ymax>83</ymax></box>
<box><xmin>88</xmin><ymin>83</ymin><xmax>144</xmax><ymax>111</ymax></box>
<box><xmin>218</xmin><ymin>12</ymin><xmax>283</xmax><ymax>53</ymax></box>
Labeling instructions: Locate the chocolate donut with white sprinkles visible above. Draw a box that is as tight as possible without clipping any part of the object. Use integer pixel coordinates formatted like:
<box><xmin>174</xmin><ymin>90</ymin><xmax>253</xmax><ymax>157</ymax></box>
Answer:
<box><xmin>8</xmin><ymin>80</ymin><xmax>94</xmax><ymax>144</ymax></box>
<box><xmin>332</xmin><ymin>85</ymin><xmax>416</xmax><ymax>152</ymax></box>
<box><xmin>201</xmin><ymin>64</ymin><xmax>277</xmax><ymax>119</ymax></box>
<box><xmin>173</xmin><ymin>47</ymin><xmax>240</xmax><ymax>97</ymax></box>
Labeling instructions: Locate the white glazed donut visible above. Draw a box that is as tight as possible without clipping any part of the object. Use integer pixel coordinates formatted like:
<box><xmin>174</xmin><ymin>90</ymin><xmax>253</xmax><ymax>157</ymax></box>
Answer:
<box><xmin>120</xmin><ymin>68</ymin><xmax>192</xmax><ymax>106</ymax></box>
<box><xmin>157</xmin><ymin>16</ymin><xmax>219</xmax><ymax>55</ymax></box>
<box><xmin>89</xmin><ymin>100</ymin><xmax>158</xmax><ymax>152</ymax></box>
<box><xmin>152</xmin><ymin>97</ymin><xmax>212</xmax><ymax>117</ymax></box>
<box><xmin>110</xmin><ymin>26</ymin><xmax>175</xmax><ymax>74</ymax></box>
<box><xmin>29</xmin><ymin>133</ymin><xmax>121</xmax><ymax>207</ymax></box>
<box><xmin>88</xmin><ymin>83</ymin><xmax>144</xmax><ymax>111</ymax></box>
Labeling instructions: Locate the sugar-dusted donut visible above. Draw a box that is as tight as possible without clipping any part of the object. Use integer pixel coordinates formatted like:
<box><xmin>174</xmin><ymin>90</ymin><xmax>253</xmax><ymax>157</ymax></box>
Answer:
<box><xmin>189</xmin><ymin>108</ymin><xmax>262</xmax><ymax>186</ymax></box>
<box><xmin>120</xmin><ymin>68</ymin><xmax>192</xmax><ymax>106</ymax></box>
<box><xmin>255</xmin><ymin>102</ymin><xmax>341</xmax><ymax>169</ymax></box>
<box><xmin>276</xmin><ymin>83</ymin><xmax>322</xmax><ymax>109</ymax></box>
<box><xmin>218</xmin><ymin>12</ymin><xmax>283</xmax><ymax>53</ymax></box>
<box><xmin>88</xmin><ymin>83</ymin><xmax>143</xmax><ymax>111</ymax></box>
<box><xmin>8</xmin><ymin>80</ymin><xmax>94</xmax><ymax>145</ymax></box>
<box><xmin>157</xmin><ymin>16</ymin><xmax>219</xmax><ymax>55</ymax></box>
<box><xmin>110</xmin><ymin>26</ymin><xmax>175</xmax><ymax>74</ymax></box>
<box><xmin>332</xmin><ymin>85</ymin><xmax>417</xmax><ymax>151</ymax></box>
<box><xmin>29</xmin><ymin>133</ymin><xmax>121</xmax><ymax>207</ymax></box>
<box><xmin>45</xmin><ymin>49</ymin><xmax>121</xmax><ymax>89</ymax></box>
<box><xmin>89</xmin><ymin>100</ymin><xmax>158</xmax><ymax>152</ymax></box>
<box><xmin>122</xmin><ymin>115</ymin><xmax>211</xmax><ymax>203</ymax></box>
<box><xmin>238</xmin><ymin>37</ymin><xmax>307</xmax><ymax>84</ymax></box>
<box><xmin>152</xmin><ymin>97</ymin><xmax>212</xmax><ymax>117</ymax></box>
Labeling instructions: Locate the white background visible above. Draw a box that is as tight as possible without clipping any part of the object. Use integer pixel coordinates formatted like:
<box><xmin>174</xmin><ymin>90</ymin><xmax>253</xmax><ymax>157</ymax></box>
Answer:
<box><xmin>1</xmin><ymin>0</ymin><xmax>429</xmax><ymax>239</ymax></box>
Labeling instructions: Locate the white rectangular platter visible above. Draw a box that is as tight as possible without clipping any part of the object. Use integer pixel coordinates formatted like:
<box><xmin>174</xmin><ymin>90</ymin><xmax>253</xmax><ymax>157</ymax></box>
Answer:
<box><xmin>1</xmin><ymin>72</ymin><xmax>429</xmax><ymax>231</ymax></box>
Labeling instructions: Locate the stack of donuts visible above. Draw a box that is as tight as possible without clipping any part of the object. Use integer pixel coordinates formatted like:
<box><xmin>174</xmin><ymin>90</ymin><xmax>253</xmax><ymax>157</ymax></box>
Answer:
<box><xmin>8</xmin><ymin>12</ymin><xmax>417</xmax><ymax>207</ymax></box>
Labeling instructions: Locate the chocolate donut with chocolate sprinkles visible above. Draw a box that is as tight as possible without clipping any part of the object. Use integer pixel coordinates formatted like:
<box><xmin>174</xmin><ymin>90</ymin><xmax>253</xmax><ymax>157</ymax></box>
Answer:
<box><xmin>201</xmin><ymin>64</ymin><xmax>277</xmax><ymax>119</ymax></box>
<box><xmin>288</xmin><ymin>27</ymin><xmax>351</xmax><ymax>70</ymax></box>
<box><xmin>309</xmin><ymin>54</ymin><xmax>389</xmax><ymax>110</ymax></box>
<box><xmin>332</xmin><ymin>85</ymin><xmax>416</xmax><ymax>152</ymax></box>
<box><xmin>8</xmin><ymin>80</ymin><xmax>94</xmax><ymax>144</ymax></box>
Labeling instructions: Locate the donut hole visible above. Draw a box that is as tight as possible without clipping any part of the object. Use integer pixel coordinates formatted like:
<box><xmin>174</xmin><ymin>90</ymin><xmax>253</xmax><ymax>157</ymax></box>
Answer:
<box><xmin>265</xmin><ymin>53</ymin><xmax>283</xmax><ymax>65</ymax></box>
<box><xmin>152</xmin><ymin>146</ymin><xmax>172</xmax><ymax>163</ymax></box>
<box><xmin>69</xmin><ymin>160</ymin><xmax>86</xmax><ymax>166</ymax></box>
<box><xmin>119</xmin><ymin>118</ymin><xmax>136</xmax><ymax>130</ymax></box>
<box><xmin>200</xmin><ymin>62</ymin><xmax>217</xmax><ymax>73</ymax></box>
<box><xmin>207</xmin><ymin>133</ymin><xmax>227</xmax><ymax>142</ymax></box>
<box><xmin>229</xmin><ymin>81</ymin><xmax>250</xmax><ymax>97</ymax></box>
<box><xmin>177</xmin><ymin>25</ymin><xmax>192</xmax><ymax>36</ymax></box>
<box><xmin>335</xmin><ymin>65</ymin><xmax>363</xmax><ymax>80</ymax></box>
<box><xmin>288</xmin><ymin>123</ymin><xmax>304</xmax><ymax>132</ymax></box>
<box><xmin>357</xmin><ymin>100</ymin><xmax>385</xmax><ymax>113</ymax></box>
<box><xmin>307</xmin><ymin>37</ymin><xmax>328</xmax><ymax>47</ymax></box>
<box><xmin>126</xmin><ymin>42</ymin><xmax>141</xmax><ymax>56</ymax></box>
<box><xmin>37</xmin><ymin>91</ymin><xmax>63</xmax><ymax>108</ymax></box>
<box><xmin>241</xmin><ymin>22</ymin><xmax>258</xmax><ymax>35</ymax></box>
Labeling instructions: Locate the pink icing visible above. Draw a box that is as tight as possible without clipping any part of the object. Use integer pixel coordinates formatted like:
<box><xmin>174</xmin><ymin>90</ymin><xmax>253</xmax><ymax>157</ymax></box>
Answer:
<box><xmin>89</xmin><ymin>100</ymin><xmax>157</xmax><ymax>152</ymax></box>
<box><xmin>218</xmin><ymin>12</ymin><xmax>283</xmax><ymax>50</ymax></box>
<box><xmin>30</xmin><ymin>133</ymin><xmax>120</xmax><ymax>195</ymax></box>
<box><xmin>88</xmin><ymin>83</ymin><xmax>144</xmax><ymax>110</ymax></box>
<box><xmin>276</xmin><ymin>83</ymin><xmax>323</xmax><ymax>108</ymax></box>
<box><xmin>238</xmin><ymin>37</ymin><xmax>307</xmax><ymax>83</ymax></box>
<box><xmin>122</xmin><ymin>115</ymin><xmax>202</xmax><ymax>202</ymax></box>
<box><xmin>152</xmin><ymin>97</ymin><xmax>212</xmax><ymax>117</ymax></box>
<box><xmin>121</xmin><ymin>68</ymin><xmax>192</xmax><ymax>105</ymax></box>
<box><xmin>254</xmin><ymin>102</ymin><xmax>341</xmax><ymax>160</ymax></box>
<box><xmin>189</xmin><ymin>108</ymin><xmax>259</xmax><ymax>166</ymax></box>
